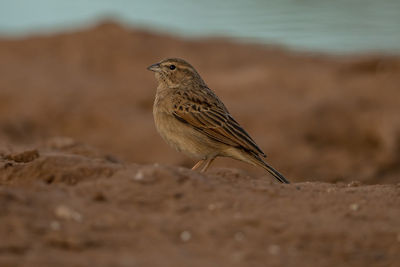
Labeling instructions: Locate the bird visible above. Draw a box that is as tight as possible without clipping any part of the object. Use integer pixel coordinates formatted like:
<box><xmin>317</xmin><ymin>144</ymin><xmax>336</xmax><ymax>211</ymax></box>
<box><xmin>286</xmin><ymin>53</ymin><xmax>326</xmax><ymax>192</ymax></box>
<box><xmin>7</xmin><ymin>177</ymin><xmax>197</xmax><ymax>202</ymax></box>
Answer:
<box><xmin>147</xmin><ymin>58</ymin><xmax>290</xmax><ymax>184</ymax></box>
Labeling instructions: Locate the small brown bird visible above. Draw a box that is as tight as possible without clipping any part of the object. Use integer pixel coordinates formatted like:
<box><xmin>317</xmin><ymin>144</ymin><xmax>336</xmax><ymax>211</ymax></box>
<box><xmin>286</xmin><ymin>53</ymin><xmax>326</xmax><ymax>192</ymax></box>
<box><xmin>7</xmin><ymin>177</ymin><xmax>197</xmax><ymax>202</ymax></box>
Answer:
<box><xmin>147</xmin><ymin>58</ymin><xmax>289</xmax><ymax>184</ymax></box>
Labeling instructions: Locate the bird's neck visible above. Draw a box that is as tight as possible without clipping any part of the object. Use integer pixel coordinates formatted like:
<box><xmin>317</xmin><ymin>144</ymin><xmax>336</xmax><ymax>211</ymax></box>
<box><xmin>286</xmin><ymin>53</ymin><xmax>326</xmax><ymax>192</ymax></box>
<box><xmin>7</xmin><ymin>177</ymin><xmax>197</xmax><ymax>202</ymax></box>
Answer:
<box><xmin>154</xmin><ymin>84</ymin><xmax>171</xmax><ymax>106</ymax></box>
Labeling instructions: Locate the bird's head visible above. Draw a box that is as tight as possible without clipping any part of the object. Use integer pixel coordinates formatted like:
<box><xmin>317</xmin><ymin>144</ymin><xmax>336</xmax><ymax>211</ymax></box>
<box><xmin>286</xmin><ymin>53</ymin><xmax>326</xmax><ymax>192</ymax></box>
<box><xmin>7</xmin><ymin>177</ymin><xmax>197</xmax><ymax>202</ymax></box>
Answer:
<box><xmin>147</xmin><ymin>58</ymin><xmax>205</xmax><ymax>87</ymax></box>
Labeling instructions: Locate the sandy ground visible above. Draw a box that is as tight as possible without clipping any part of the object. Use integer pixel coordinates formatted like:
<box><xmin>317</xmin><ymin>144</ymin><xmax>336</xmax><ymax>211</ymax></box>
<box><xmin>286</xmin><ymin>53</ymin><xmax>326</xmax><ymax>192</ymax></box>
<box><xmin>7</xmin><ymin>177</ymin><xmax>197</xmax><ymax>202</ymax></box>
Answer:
<box><xmin>0</xmin><ymin>22</ymin><xmax>399</xmax><ymax>267</ymax></box>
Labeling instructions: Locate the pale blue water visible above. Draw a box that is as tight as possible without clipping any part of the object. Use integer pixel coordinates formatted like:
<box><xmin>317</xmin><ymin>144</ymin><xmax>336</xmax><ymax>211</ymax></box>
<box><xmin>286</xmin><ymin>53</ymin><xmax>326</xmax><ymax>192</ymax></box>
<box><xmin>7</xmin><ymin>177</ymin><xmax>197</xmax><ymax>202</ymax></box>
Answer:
<box><xmin>0</xmin><ymin>0</ymin><xmax>400</xmax><ymax>54</ymax></box>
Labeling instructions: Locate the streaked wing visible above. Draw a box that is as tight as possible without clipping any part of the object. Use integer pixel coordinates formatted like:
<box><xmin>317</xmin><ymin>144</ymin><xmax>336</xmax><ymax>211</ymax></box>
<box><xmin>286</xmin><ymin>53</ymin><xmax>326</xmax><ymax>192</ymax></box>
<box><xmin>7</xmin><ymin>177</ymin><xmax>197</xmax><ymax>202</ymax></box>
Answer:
<box><xmin>171</xmin><ymin>87</ymin><xmax>266</xmax><ymax>157</ymax></box>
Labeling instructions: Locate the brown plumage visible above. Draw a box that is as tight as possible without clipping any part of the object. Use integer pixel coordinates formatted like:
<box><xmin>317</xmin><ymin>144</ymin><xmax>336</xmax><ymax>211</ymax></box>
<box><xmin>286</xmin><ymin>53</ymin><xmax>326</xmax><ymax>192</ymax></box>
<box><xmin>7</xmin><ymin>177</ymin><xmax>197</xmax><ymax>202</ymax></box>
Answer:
<box><xmin>147</xmin><ymin>58</ymin><xmax>290</xmax><ymax>183</ymax></box>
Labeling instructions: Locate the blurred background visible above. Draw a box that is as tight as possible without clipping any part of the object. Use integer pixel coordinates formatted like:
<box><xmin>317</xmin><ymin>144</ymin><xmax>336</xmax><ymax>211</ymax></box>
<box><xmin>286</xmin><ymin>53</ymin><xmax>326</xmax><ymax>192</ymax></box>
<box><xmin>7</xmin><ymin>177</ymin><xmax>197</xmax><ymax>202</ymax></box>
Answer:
<box><xmin>1</xmin><ymin>0</ymin><xmax>400</xmax><ymax>54</ymax></box>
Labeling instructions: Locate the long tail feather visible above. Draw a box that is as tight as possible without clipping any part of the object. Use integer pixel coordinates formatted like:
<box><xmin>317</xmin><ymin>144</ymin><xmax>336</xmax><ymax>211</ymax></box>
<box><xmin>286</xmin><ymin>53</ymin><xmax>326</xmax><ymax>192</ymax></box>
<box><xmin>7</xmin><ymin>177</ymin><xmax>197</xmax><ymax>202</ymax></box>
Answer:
<box><xmin>246</xmin><ymin>153</ymin><xmax>290</xmax><ymax>184</ymax></box>
<box><xmin>261</xmin><ymin>161</ymin><xmax>290</xmax><ymax>184</ymax></box>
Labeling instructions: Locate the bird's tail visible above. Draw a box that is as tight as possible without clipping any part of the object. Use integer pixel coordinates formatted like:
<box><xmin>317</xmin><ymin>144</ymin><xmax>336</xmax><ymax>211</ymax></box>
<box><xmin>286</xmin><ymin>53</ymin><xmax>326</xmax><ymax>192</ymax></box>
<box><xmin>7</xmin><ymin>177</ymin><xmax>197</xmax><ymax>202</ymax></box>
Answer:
<box><xmin>247</xmin><ymin>153</ymin><xmax>290</xmax><ymax>184</ymax></box>
<box><xmin>261</xmin><ymin>161</ymin><xmax>290</xmax><ymax>184</ymax></box>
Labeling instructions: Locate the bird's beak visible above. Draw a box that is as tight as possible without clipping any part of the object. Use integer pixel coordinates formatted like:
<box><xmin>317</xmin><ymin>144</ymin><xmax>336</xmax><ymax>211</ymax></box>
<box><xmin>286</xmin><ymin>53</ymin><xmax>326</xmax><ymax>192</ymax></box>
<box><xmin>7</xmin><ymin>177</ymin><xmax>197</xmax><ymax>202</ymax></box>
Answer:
<box><xmin>147</xmin><ymin>62</ymin><xmax>161</xmax><ymax>72</ymax></box>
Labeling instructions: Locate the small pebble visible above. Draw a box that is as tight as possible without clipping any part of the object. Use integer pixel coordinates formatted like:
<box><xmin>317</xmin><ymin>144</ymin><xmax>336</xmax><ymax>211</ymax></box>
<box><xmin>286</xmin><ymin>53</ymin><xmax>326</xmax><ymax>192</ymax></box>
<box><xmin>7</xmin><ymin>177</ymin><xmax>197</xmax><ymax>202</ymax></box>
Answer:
<box><xmin>326</xmin><ymin>188</ymin><xmax>335</xmax><ymax>193</ymax></box>
<box><xmin>134</xmin><ymin>171</ymin><xmax>144</xmax><ymax>180</ymax></box>
<box><xmin>349</xmin><ymin>203</ymin><xmax>359</xmax><ymax>211</ymax></box>
<box><xmin>180</xmin><ymin>231</ymin><xmax>191</xmax><ymax>242</ymax></box>
<box><xmin>268</xmin><ymin>244</ymin><xmax>280</xmax><ymax>255</ymax></box>
<box><xmin>347</xmin><ymin>181</ymin><xmax>362</xmax><ymax>187</ymax></box>
<box><xmin>55</xmin><ymin>205</ymin><xmax>82</xmax><ymax>222</ymax></box>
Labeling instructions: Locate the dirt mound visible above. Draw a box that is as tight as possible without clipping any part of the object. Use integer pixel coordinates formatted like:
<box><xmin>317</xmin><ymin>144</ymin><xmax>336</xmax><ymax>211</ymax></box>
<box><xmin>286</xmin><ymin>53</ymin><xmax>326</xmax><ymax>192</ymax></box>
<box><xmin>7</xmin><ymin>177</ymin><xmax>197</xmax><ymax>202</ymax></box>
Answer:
<box><xmin>1</xmin><ymin>144</ymin><xmax>399</xmax><ymax>267</ymax></box>
<box><xmin>0</xmin><ymin>22</ymin><xmax>399</xmax><ymax>266</ymax></box>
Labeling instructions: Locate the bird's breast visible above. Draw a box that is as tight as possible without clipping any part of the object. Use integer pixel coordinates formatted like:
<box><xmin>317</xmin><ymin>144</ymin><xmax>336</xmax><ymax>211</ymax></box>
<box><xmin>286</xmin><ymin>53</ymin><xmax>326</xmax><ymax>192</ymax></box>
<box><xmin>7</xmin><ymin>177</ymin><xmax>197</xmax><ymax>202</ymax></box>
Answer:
<box><xmin>153</xmin><ymin>108</ymin><xmax>190</xmax><ymax>154</ymax></box>
<box><xmin>153</xmin><ymin>103</ymin><xmax>220</xmax><ymax>160</ymax></box>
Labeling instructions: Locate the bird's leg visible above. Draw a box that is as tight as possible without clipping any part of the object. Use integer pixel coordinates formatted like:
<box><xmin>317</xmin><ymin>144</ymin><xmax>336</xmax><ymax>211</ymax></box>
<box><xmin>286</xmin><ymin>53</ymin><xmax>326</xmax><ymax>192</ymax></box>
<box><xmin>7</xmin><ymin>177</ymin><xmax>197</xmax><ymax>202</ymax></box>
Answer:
<box><xmin>200</xmin><ymin>158</ymin><xmax>215</xmax><ymax>172</ymax></box>
<box><xmin>191</xmin><ymin>160</ymin><xmax>205</xmax><ymax>170</ymax></box>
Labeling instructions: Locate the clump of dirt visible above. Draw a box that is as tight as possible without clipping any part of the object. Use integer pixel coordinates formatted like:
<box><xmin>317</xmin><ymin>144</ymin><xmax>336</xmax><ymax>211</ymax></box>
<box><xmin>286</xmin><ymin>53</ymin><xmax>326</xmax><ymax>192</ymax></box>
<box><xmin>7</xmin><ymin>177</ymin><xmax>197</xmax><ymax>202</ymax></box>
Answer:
<box><xmin>2</xmin><ymin>149</ymin><xmax>39</xmax><ymax>163</ymax></box>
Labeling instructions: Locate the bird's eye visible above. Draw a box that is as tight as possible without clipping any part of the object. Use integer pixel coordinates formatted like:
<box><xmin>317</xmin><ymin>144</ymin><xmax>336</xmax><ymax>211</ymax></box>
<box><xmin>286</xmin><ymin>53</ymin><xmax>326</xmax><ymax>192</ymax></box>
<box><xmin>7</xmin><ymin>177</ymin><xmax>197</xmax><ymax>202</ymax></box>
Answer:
<box><xmin>169</xmin><ymin>65</ymin><xmax>176</xmax><ymax>70</ymax></box>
